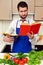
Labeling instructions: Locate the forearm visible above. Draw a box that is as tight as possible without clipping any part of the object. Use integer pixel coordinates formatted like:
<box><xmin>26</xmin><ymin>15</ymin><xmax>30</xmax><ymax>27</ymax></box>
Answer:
<box><xmin>3</xmin><ymin>36</ymin><xmax>14</xmax><ymax>43</ymax></box>
<box><xmin>29</xmin><ymin>34</ymin><xmax>39</xmax><ymax>45</ymax></box>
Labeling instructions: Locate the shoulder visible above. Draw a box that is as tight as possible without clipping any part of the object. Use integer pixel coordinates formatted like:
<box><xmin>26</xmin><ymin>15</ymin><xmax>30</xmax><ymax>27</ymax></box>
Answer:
<box><xmin>11</xmin><ymin>19</ymin><xmax>17</xmax><ymax>25</ymax></box>
<box><xmin>10</xmin><ymin>17</ymin><xmax>20</xmax><ymax>25</ymax></box>
<box><xmin>9</xmin><ymin>19</ymin><xmax>18</xmax><ymax>27</ymax></box>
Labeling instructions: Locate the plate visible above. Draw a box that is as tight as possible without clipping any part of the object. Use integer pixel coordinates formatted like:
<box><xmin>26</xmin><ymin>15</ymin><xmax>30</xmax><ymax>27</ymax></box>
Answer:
<box><xmin>3</xmin><ymin>32</ymin><xmax>18</xmax><ymax>37</ymax></box>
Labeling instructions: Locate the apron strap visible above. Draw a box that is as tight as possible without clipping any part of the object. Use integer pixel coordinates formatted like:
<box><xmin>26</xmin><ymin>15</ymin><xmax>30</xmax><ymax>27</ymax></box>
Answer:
<box><xmin>16</xmin><ymin>20</ymin><xmax>18</xmax><ymax>28</ymax></box>
<box><xmin>28</xmin><ymin>19</ymin><xmax>29</xmax><ymax>23</ymax></box>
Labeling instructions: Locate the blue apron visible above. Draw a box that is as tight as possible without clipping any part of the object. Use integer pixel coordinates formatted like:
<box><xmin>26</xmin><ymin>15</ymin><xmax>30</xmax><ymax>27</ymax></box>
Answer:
<box><xmin>12</xmin><ymin>20</ymin><xmax>32</xmax><ymax>53</ymax></box>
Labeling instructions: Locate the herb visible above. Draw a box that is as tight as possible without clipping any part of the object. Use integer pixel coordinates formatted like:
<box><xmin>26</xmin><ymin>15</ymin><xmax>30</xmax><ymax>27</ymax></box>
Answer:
<box><xmin>0</xmin><ymin>59</ymin><xmax>18</xmax><ymax>65</ymax></box>
<box><xmin>28</xmin><ymin>50</ymin><xmax>43</xmax><ymax>65</ymax></box>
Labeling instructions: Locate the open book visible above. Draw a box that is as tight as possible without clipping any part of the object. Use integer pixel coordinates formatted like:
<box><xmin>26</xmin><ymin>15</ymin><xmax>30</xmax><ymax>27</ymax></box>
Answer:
<box><xmin>20</xmin><ymin>22</ymin><xmax>41</xmax><ymax>36</ymax></box>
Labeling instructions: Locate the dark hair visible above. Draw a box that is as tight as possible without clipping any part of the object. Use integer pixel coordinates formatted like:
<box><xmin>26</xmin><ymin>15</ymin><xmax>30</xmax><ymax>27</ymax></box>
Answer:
<box><xmin>17</xmin><ymin>1</ymin><xmax>28</xmax><ymax>11</ymax></box>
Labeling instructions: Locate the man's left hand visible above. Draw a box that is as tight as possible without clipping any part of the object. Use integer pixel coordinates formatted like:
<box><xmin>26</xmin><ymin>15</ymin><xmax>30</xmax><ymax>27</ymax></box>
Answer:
<box><xmin>27</xmin><ymin>31</ymin><xmax>34</xmax><ymax>39</ymax></box>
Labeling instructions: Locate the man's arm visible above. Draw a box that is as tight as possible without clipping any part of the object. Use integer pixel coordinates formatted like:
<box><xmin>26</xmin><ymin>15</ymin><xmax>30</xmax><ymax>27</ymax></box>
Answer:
<box><xmin>28</xmin><ymin>19</ymin><xmax>39</xmax><ymax>44</ymax></box>
<box><xmin>3</xmin><ymin>20</ymin><xmax>17</xmax><ymax>43</ymax></box>
<box><xmin>3</xmin><ymin>35</ymin><xmax>14</xmax><ymax>43</ymax></box>
<box><xmin>27</xmin><ymin>32</ymin><xmax>39</xmax><ymax>44</ymax></box>
<box><xmin>29</xmin><ymin>34</ymin><xmax>39</xmax><ymax>44</ymax></box>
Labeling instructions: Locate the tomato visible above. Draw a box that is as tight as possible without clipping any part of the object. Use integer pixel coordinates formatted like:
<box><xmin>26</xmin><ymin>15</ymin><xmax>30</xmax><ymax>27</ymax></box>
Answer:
<box><xmin>22</xmin><ymin>58</ymin><xmax>28</xmax><ymax>63</ymax></box>
<box><xmin>13</xmin><ymin>58</ymin><xmax>20</xmax><ymax>64</ymax></box>
<box><xmin>19</xmin><ymin>60</ymin><xmax>25</xmax><ymax>65</ymax></box>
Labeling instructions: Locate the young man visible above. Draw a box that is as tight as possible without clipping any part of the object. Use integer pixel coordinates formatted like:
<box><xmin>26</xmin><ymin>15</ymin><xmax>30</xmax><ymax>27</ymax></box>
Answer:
<box><xmin>3</xmin><ymin>1</ymin><xmax>38</xmax><ymax>53</ymax></box>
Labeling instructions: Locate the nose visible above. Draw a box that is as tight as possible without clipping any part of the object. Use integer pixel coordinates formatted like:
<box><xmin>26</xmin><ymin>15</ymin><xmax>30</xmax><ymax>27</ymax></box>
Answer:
<box><xmin>22</xmin><ymin>12</ymin><xmax>25</xmax><ymax>15</ymax></box>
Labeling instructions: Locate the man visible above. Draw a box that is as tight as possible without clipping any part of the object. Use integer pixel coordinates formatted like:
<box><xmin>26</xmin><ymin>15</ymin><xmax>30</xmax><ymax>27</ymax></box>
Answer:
<box><xmin>3</xmin><ymin>1</ymin><xmax>38</xmax><ymax>53</ymax></box>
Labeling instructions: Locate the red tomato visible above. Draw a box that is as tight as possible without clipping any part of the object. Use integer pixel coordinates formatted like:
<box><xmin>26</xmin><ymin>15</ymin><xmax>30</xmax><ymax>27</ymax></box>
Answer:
<box><xmin>22</xmin><ymin>58</ymin><xmax>28</xmax><ymax>63</ymax></box>
<box><xmin>19</xmin><ymin>60</ymin><xmax>25</xmax><ymax>65</ymax></box>
<box><xmin>13</xmin><ymin>58</ymin><xmax>20</xmax><ymax>64</ymax></box>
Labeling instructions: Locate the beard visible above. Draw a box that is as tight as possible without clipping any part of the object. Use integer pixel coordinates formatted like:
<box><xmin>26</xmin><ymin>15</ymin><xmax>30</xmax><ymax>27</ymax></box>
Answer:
<box><xmin>19</xmin><ymin>15</ymin><xmax>28</xmax><ymax>19</ymax></box>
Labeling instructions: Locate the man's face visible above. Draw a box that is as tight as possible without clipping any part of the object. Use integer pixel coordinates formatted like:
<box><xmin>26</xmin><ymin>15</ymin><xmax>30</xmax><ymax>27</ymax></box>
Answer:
<box><xmin>18</xmin><ymin>7</ymin><xmax>28</xmax><ymax>19</ymax></box>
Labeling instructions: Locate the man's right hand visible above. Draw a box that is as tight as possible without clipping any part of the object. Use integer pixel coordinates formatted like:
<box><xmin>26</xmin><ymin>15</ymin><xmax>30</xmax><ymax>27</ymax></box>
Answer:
<box><xmin>3</xmin><ymin>35</ymin><xmax>14</xmax><ymax>43</ymax></box>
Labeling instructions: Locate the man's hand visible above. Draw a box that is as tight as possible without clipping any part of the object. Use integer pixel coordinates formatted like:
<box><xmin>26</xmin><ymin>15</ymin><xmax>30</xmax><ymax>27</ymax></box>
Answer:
<box><xmin>27</xmin><ymin>31</ymin><xmax>34</xmax><ymax>39</ymax></box>
<box><xmin>3</xmin><ymin>35</ymin><xmax>14</xmax><ymax>43</ymax></box>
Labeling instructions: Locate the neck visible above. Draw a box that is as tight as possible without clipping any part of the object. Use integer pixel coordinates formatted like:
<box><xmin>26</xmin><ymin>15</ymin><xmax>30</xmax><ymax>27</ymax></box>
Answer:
<box><xmin>21</xmin><ymin>18</ymin><xmax>26</xmax><ymax>22</ymax></box>
<box><xmin>21</xmin><ymin>18</ymin><xmax>25</xmax><ymax>20</ymax></box>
